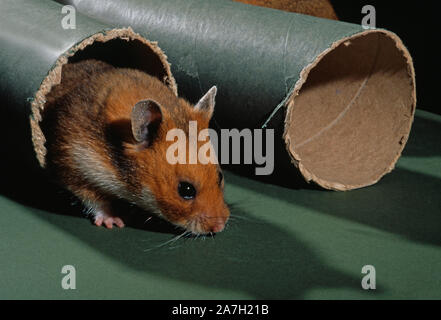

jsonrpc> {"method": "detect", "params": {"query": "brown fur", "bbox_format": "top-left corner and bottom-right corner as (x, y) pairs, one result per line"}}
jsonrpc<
(42, 59), (229, 234)
(234, 0), (338, 20)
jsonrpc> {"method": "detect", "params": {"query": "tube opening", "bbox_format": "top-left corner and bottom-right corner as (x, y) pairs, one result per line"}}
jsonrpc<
(30, 28), (176, 168)
(285, 30), (416, 190)
(67, 38), (173, 86)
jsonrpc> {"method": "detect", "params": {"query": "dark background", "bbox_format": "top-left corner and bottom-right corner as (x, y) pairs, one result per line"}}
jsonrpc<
(331, 0), (438, 115)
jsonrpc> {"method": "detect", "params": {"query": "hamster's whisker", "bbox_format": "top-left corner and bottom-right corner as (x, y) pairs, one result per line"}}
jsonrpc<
(143, 230), (189, 252)
(229, 213), (255, 222)
(143, 216), (152, 224)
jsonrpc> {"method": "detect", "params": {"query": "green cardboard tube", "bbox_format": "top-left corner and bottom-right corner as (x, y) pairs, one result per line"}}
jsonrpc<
(59, 0), (415, 190)
(0, 0), (176, 171)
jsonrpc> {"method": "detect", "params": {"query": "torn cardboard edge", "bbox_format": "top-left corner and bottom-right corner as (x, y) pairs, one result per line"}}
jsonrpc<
(283, 29), (416, 191)
(30, 27), (177, 168)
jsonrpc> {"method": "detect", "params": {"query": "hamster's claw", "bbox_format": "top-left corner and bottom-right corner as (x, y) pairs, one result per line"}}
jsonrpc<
(93, 211), (125, 229)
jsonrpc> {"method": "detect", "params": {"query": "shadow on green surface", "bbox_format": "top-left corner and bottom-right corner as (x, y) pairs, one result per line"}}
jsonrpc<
(226, 167), (441, 246)
(60, 208), (374, 297)
(0, 149), (366, 298)
(23, 196), (370, 299)
(1, 172), (369, 298)
(401, 111), (441, 157)
(0, 153), (368, 298)
(0, 157), (365, 298)
(225, 111), (441, 245)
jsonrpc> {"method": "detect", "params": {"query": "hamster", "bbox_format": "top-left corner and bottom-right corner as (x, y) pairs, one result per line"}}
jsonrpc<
(234, 0), (338, 20)
(41, 59), (229, 234)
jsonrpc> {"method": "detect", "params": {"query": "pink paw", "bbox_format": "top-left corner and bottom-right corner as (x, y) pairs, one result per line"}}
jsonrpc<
(93, 211), (125, 229)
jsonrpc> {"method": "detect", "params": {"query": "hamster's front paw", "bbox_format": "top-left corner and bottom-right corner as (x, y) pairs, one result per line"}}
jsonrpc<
(93, 209), (125, 229)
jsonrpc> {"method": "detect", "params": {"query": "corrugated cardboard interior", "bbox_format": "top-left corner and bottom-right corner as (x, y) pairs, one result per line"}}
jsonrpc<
(285, 30), (416, 190)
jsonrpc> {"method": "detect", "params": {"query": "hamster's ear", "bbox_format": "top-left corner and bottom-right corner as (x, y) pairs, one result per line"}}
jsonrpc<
(194, 86), (217, 119)
(131, 99), (162, 146)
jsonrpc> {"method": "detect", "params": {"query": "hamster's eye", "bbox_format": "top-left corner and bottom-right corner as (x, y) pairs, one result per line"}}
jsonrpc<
(178, 181), (196, 200)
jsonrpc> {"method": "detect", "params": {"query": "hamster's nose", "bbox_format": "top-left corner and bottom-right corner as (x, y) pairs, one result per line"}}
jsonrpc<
(203, 215), (228, 234)
(209, 220), (225, 233)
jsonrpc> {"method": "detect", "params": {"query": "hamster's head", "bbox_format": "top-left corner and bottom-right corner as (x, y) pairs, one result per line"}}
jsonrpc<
(128, 86), (229, 234)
